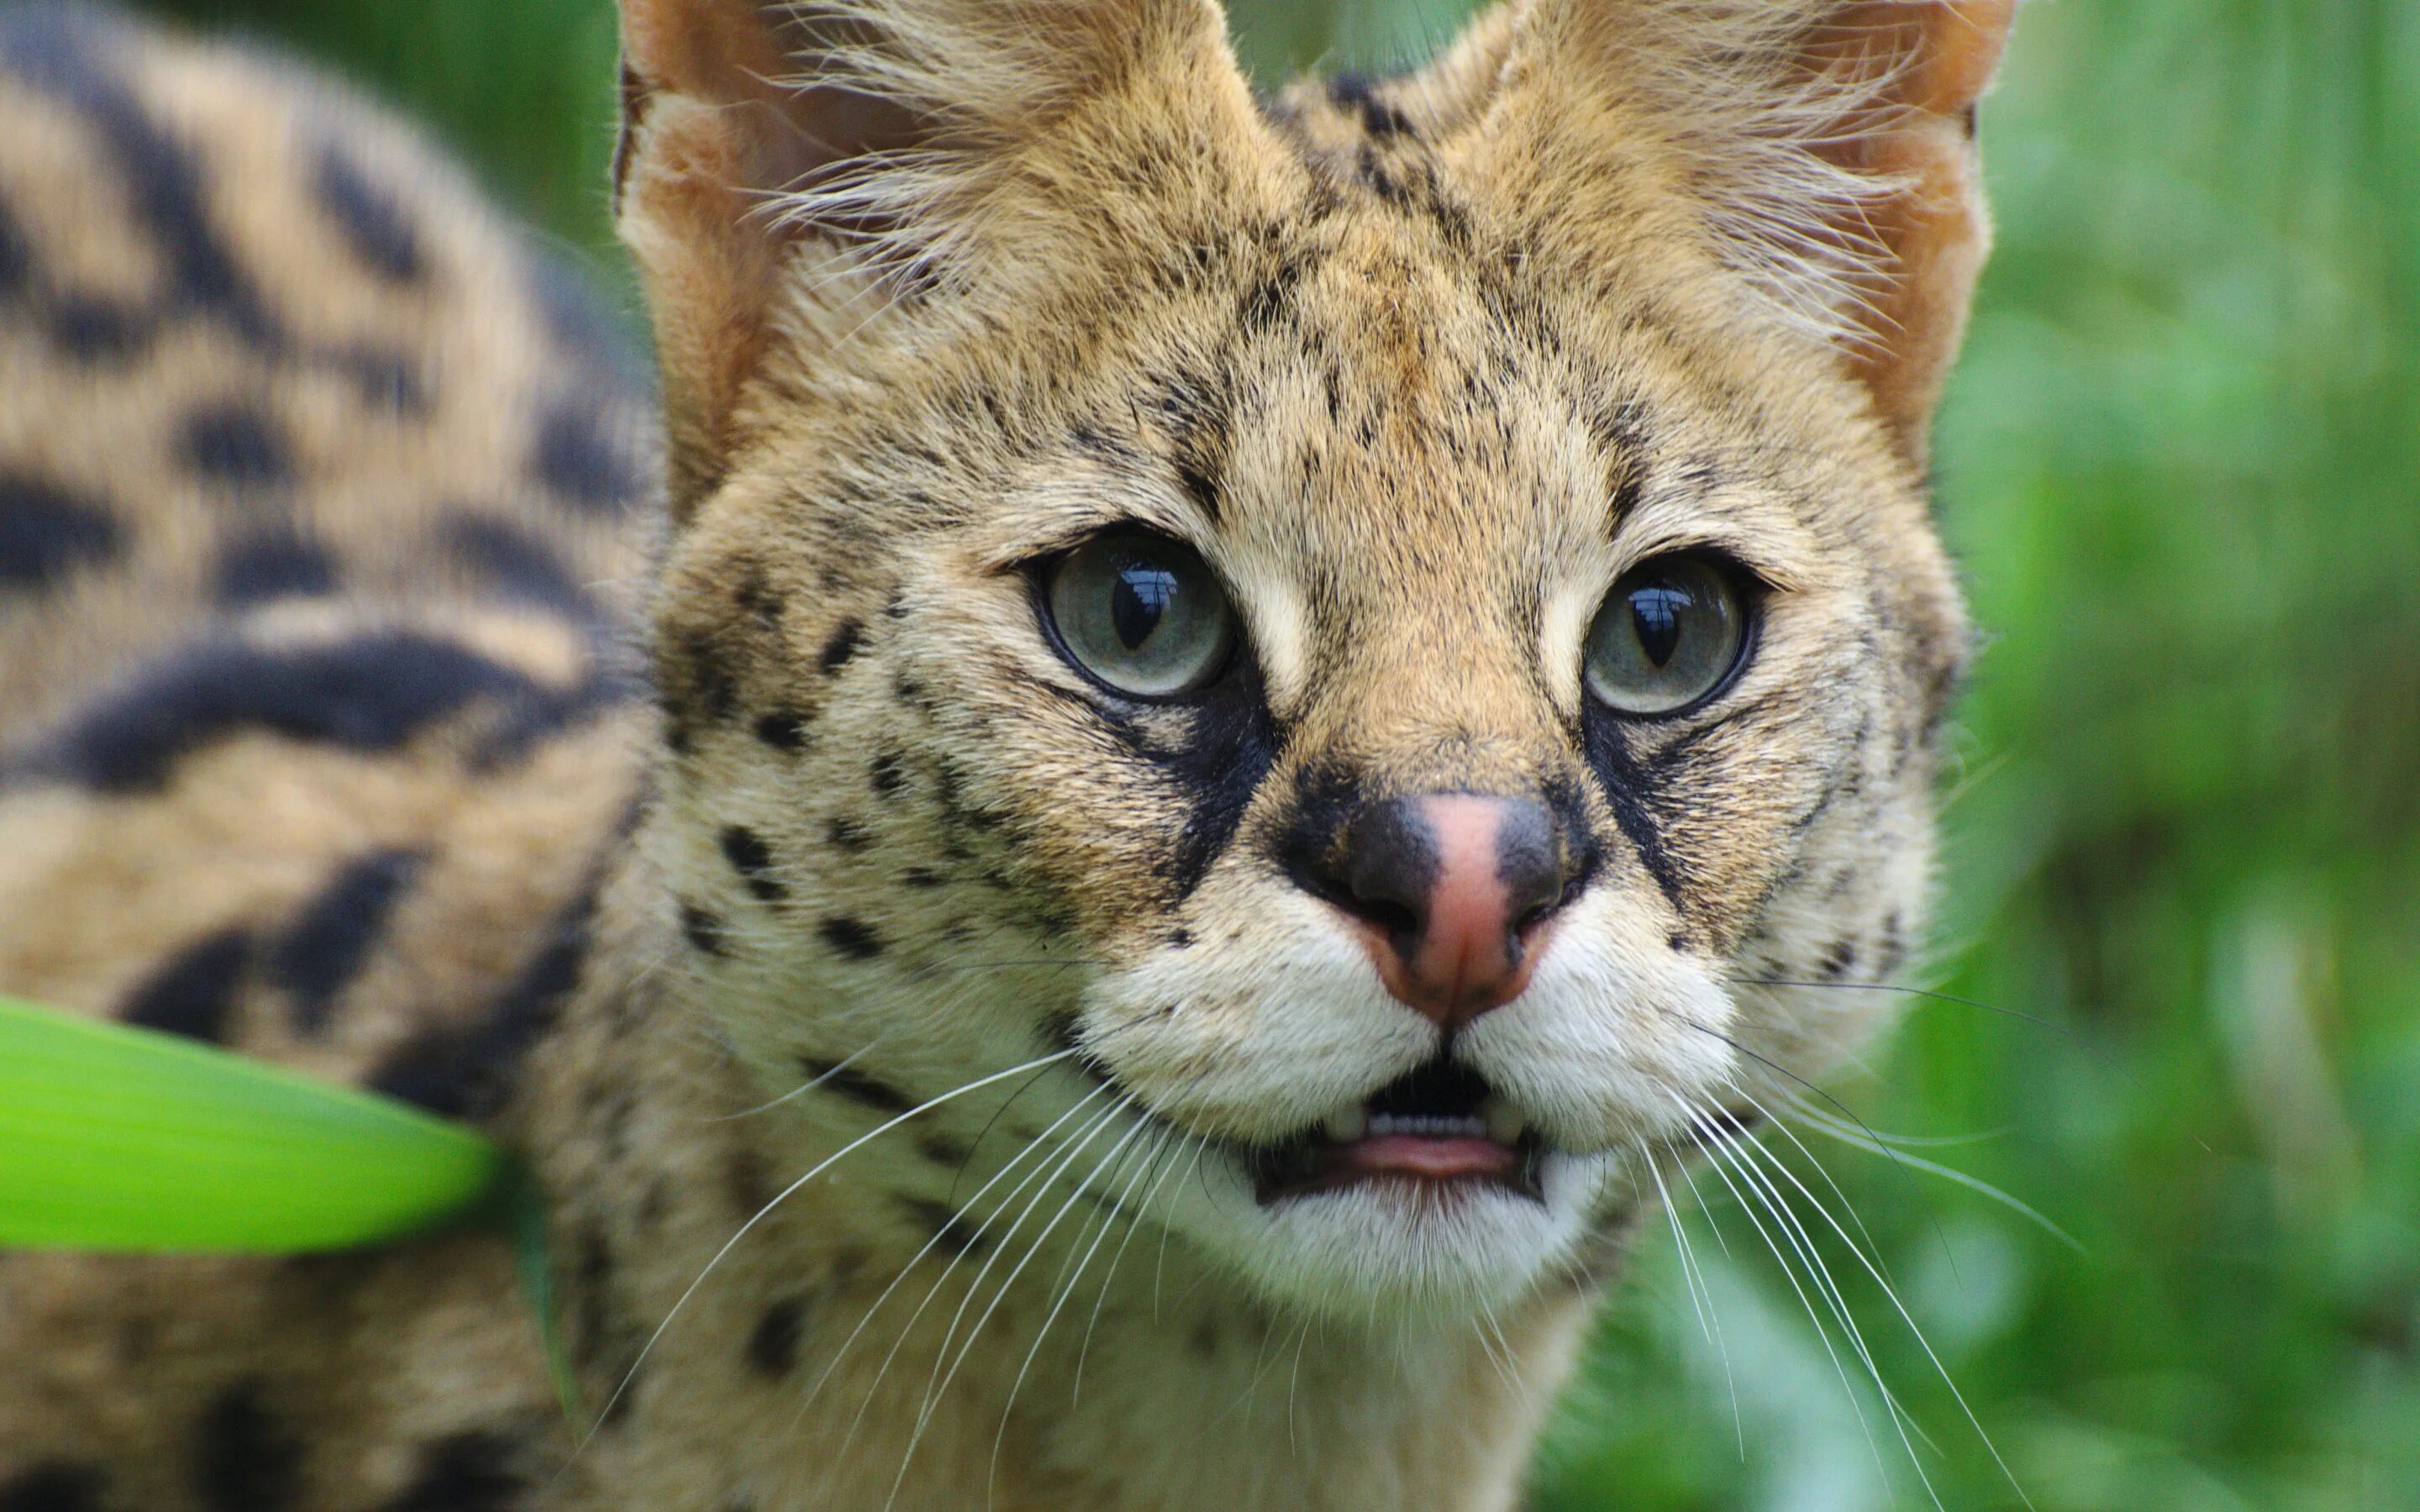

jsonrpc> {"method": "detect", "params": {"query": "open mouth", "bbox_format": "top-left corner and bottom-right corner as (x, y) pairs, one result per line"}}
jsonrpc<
(1249, 1058), (1545, 1205)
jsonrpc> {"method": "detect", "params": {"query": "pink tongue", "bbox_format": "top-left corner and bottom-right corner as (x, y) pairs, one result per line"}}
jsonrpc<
(1343, 1134), (1517, 1180)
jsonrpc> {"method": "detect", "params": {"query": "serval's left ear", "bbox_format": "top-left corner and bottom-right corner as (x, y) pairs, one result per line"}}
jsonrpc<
(1449, 0), (2017, 465)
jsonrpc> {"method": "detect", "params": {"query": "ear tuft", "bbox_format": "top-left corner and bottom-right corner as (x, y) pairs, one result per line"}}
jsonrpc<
(1469, 0), (2017, 461)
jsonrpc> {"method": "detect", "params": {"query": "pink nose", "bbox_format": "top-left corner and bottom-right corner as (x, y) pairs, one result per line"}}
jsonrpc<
(1328, 794), (1577, 1031)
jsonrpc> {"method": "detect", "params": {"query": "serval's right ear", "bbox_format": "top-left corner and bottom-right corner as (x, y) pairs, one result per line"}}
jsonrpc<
(613, 0), (1260, 519)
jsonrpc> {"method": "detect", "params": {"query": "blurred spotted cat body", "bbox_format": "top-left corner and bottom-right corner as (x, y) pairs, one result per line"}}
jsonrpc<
(0, 1), (2013, 1508)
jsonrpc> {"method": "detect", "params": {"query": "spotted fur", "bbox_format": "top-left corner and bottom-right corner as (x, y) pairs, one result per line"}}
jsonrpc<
(0, 1), (2016, 1507)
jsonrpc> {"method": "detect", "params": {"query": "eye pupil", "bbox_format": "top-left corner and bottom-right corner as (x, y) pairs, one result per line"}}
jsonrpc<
(1044, 533), (1237, 698)
(1584, 557), (1748, 716)
(1112, 564), (1178, 650)
(1629, 585), (1686, 668)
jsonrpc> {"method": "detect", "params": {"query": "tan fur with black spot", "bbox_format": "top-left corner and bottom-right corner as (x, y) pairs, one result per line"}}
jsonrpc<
(0, 1), (2016, 1507)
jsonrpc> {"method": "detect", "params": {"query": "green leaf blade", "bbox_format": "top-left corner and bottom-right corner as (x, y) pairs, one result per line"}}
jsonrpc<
(0, 996), (502, 1253)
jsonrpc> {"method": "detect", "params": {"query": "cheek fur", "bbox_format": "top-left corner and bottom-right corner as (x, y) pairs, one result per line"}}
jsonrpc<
(1458, 885), (1742, 1154)
(1081, 884), (1428, 1142)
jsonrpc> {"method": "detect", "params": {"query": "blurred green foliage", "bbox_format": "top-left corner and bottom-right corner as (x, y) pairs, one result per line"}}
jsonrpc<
(131, 0), (2420, 1504)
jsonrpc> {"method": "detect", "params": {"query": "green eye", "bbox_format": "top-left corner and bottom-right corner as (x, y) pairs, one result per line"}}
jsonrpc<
(1044, 532), (1237, 698)
(1584, 557), (1749, 716)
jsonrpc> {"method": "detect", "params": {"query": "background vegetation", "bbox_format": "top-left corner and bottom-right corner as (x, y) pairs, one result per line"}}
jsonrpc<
(130, 0), (2420, 1505)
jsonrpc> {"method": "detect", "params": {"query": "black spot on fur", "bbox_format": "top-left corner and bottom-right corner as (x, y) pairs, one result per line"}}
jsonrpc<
(746, 1299), (806, 1376)
(1818, 937), (1859, 981)
(818, 618), (864, 675)
(0, 1464), (104, 1512)
(0, 192), (25, 296)
(370, 873), (602, 1119)
(900, 867), (945, 889)
(799, 1056), (912, 1116)
(1876, 911), (1907, 976)
(719, 826), (785, 902)
(45, 293), (148, 360)
(0, 8), (279, 344)
(197, 1380), (302, 1511)
(313, 144), (424, 283)
(212, 527), (336, 607)
(0, 475), (119, 590)
(827, 816), (873, 853)
(326, 345), (429, 413)
(381, 1431), (529, 1512)
(734, 570), (784, 627)
(726, 1144), (771, 1220)
(1173, 459), (1223, 522)
(869, 750), (907, 797)
(819, 916), (884, 960)
(441, 516), (593, 618)
(899, 1197), (982, 1257)
(680, 901), (727, 957)
(918, 1131), (972, 1167)
(753, 709), (808, 751)
(272, 849), (426, 1032)
(1328, 71), (1413, 139)
(19, 629), (555, 792)
(121, 928), (250, 1044)
(533, 399), (639, 512)
(179, 405), (292, 489)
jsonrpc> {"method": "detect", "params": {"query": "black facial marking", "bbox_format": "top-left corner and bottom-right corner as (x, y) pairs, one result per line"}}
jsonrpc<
(313, 143), (424, 283)
(899, 1197), (983, 1257)
(14, 628), (556, 792)
(819, 916), (885, 960)
(441, 516), (594, 620)
(1071, 655), (1279, 900)
(197, 1379), (302, 1512)
(0, 1463), (105, 1512)
(0, 475), (121, 591)
(746, 1298), (806, 1376)
(380, 1431), (529, 1512)
(121, 927), (251, 1044)
(817, 618), (863, 674)
(370, 872), (602, 1119)
(532, 399), (641, 512)
(1580, 719), (1691, 912)
(680, 901), (728, 956)
(0, 8), (280, 344)
(719, 825), (785, 902)
(179, 405), (293, 489)
(827, 816), (874, 854)
(212, 527), (338, 607)
(272, 848), (426, 1032)
(798, 1056), (912, 1116)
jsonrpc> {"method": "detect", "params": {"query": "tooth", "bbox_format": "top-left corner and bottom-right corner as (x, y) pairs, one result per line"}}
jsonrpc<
(1482, 1097), (1527, 1145)
(1325, 1107), (1370, 1142)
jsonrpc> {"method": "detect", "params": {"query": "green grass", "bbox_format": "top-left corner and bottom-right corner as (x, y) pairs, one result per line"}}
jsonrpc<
(127, 2), (2420, 1505)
